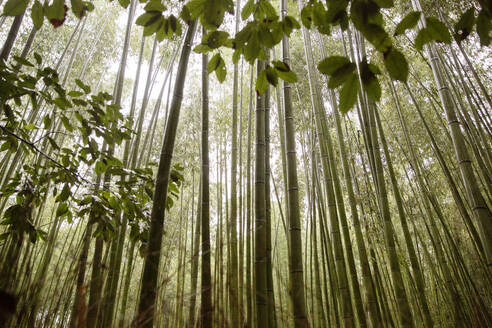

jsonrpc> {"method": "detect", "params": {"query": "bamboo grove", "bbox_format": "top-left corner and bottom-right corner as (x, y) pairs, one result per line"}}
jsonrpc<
(0, 0), (491, 327)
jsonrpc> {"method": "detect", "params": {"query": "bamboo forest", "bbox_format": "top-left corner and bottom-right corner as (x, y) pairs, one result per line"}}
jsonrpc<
(1, 0), (492, 326)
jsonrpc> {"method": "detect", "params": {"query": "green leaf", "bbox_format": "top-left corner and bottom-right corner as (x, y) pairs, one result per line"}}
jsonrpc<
(383, 48), (408, 82)
(241, 0), (255, 20)
(256, 69), (268, 95)
(301, 4), (313, 29)
(282, 15), (300, 36)
(477, 9), (492, 46)
(95, 160), (107, 174)
(258, 0), (276, 19)
(454, 8), (475, 41)
(215, 56), (227, 83)
(364, 77), (381, 101)
(43, 115), (52, 129)
(56, 202), (69, 217)
(415, 28), (432, 50)
(205, 30), (229, 49)
(60, 115), (74, 132)
(184, 0), (205, 20)
(3, 0), (29, 16)
(34, 52), (42, 65)
(75, 79), (91, 93)
(71, 0), (85, 18)
(207, 53), (221, 74)
(272, 60), (297, 83)
(318, 56), (350, 75)
(144, 0), (166, 12)
(23, 123), (36, 130)
(31, 0), (44, 30)
(193, 44), (212, 53)
(328, 63), (356, 88)
(394, 11), (420, 36)
(265, 67), (278, 87)
(56, 184), (71, 202)
(361, 23), (392, 52)
(68, 90), (84, 97)
(136, 12), (157, 26)
(143, 16), (163, 36)
(425, 17), (451, 44)
(118, 0), (130, 8)
(339, 74), (359, 113)
(360, 59), (381, 101)
(232, 49), (241, 64)
(373, 0), (393, 8)
(13, 56), (34, 67)
(45, 0), (65, 20)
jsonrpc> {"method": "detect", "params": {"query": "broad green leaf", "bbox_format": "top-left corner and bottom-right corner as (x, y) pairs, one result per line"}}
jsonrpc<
(256, 69), (268, 95)
(205, 30), (229, 49)
(34, 53), (42, 65)
(3, 0), (29, 16)
(364, 77), (381, 101)
(43, 115), (52, 129)
(415, 28), (432, 50)
(75, 79), (91, 93)
(339, 74), (359, 113)
(56, 202), (69, 217)
(258, 0), (276, 19)
(282, 15), (300, 36)
(272, 60), (297, 83)
(183, 0), (205, 19)
(361, 23), (392, 52)
(45, 0), (65, 20)
(143, 16), (163, 36)
(477, 9), (491, 46)
(215, 57), (227, 83)
(383, 47), (408, 82)
(360, 59), (381, 101)
(71, 0), (85, 18)
(207, 53), (221, 74)
(68, 90), (84, 97)
(258, 25), (275, 48)
(454, 8), (475, 41)
(394, 11), (420, 36)
(265, 67), (278, 87)
(301, 4), (313, 29)
(95, 160), (107, 174)
(241, 0), (255, 20)
(193, 44), (212, 53)
(144, 0), (166, 12)
(318, 56), (350, 76)
(232, 49), (241, 64)
(31, 0), (44, 30)
(373, 0), (393, 8)
(425, 17), (451, 44)
(328, 63), (356, 88)
(56, 184), (71, 202)
(118, 0), (130, 9)
(136, 12), (159, 26)
(13, 56), (34, 67)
